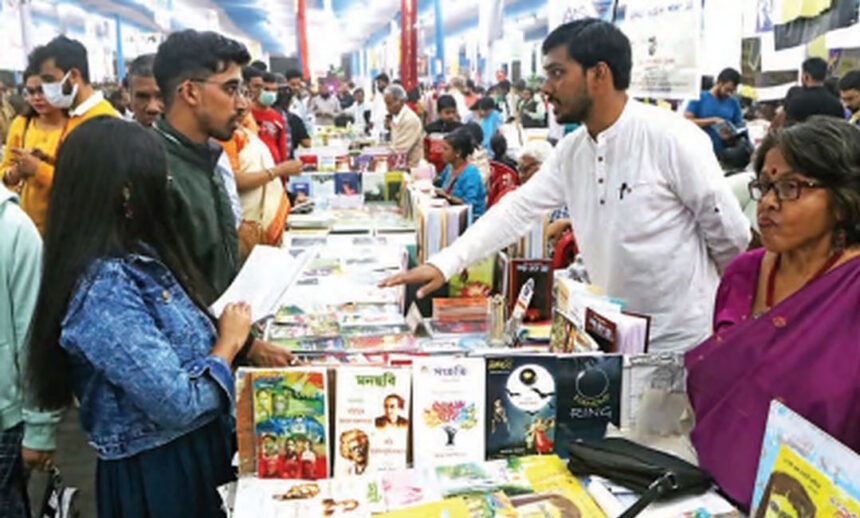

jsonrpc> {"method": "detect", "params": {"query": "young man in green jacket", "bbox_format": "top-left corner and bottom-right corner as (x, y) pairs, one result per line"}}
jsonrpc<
(0, 189), (60, 516)
(152, 30), (294, 368)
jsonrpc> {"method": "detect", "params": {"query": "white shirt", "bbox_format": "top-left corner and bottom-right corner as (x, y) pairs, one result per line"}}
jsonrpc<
(371, 91), (388, 139)
(70, 91), (106, 118)
(349, 100), (372, 133)
(290, 97), (314, 136)
(214, 149), (242, 229)
(429, 100), (750, 352)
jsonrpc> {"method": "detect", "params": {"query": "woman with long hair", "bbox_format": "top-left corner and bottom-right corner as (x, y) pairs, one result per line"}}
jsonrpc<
(1, 63), (67, 234)
(435, 127), (487, 221)
(27, 116), (251, 517)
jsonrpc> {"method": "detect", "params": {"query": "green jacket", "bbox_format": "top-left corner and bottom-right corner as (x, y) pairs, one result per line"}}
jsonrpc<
(0, 189), (60, 449)
(153, 120), (239, 301)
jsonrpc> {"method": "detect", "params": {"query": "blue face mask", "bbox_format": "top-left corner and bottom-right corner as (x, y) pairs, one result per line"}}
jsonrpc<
(258, 90), (277, 107)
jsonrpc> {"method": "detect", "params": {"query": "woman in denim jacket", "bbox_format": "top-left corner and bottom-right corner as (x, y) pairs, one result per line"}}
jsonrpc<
(26, 116), (252, 517)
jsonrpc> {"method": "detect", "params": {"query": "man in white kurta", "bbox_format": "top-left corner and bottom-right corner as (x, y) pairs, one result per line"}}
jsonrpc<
(382, 19), (750, 352)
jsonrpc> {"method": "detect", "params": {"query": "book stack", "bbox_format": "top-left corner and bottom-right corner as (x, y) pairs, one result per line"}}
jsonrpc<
(425, 297), (488, 341)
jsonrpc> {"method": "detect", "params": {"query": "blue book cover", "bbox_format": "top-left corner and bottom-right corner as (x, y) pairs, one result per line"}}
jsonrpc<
(288, 175), (311, 196)
(335, 172), (361, 195)
(485, 356), (557, 459)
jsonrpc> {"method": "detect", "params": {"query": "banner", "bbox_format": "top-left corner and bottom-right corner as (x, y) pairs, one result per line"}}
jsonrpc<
(547, 0), (615, 32)
(615, 0), (702, 99)
(773, 0), (859, 50)
(400, 0), (418, 91)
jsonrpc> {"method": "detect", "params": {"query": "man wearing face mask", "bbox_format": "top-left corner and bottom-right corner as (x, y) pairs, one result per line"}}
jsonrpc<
(382, 19), (750, 353)
(25, 36), (118, 182)
(152, 30), (295, 368)
(245, 68), (288, 164)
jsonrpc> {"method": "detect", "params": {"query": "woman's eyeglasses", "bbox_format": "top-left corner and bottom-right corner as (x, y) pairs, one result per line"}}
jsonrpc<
(748, 178), (824, 202)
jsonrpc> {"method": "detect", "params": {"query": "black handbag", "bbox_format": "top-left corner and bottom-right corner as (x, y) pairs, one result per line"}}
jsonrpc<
(38, 467), (80, 518)
(567, 437), (713, 518)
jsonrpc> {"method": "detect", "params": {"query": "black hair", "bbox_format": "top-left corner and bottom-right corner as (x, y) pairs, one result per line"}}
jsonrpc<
(437, 94), (457, 112)
(754, 116), (860, 246)
(262, 72), (277, 84)
(242, 66), (263, 83)
(153, 29), (250, 107)
(375, 73), (390, 85)
(461, 122), (484, 150)
(839, 70), (860, 91)
(490, 133), (508, 158)
(27, 117), (216, 410)
(717, 68), (741, 85)
(33, 35), (90, 83)
(250, 60), (267, 72)
(472, 97), (497, 111)
(123, 53), (155, 89)
(542, 18), (632, 90)
(802, 57), (828, 82)
(107, 89), (127, 112)
(285, 69), (302, 81)
(444, 127), (477, 159)
(466, 79), (476, 91)
(20, 62), (40, 119)
(824, 77), (840, 97)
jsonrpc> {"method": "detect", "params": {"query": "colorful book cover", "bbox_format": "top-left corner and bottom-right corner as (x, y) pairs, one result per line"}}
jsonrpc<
(344, 334), (416, 352)
(554, 355), (623, 457)
(252, 369), (329, 480)
(751, 400), (860, 513)
(288, 175), (311, 196)
(585, 308), (618, 353)
(318, 155), (337, 172)
(335, 172), (361, 195)
(449, 256), (496, 298)
(334, 367), (411, 477)
(754, 445), (860, 518)
(425, 320), (488, 338)
(508, 260), (553, 323)
(384, 171), (404, 202)
(233, 476), (376, 518)
(485, 356), (558, 459)
(434, 458), (533, 498)
(412, 358), (486, 468)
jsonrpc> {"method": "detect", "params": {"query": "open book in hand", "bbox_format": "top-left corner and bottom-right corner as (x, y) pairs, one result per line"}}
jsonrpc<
(210, 246), (314, 323)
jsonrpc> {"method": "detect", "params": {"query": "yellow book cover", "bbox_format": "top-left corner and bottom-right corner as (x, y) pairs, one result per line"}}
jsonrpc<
(756, 445), (860, 518)
(376, 497), (472, 517)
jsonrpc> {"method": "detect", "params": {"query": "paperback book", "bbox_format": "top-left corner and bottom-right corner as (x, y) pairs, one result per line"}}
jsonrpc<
(333, 367), (411, 477)
(252, 369), (329, 480)
(411, 358), (486, 468)
(485, 356), (558, 459)
(554, 355), (623, 456)
(233, 476), (377, 518)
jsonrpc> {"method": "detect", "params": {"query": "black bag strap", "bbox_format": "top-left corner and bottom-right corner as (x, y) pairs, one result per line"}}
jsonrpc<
(619, 471), (681, 518)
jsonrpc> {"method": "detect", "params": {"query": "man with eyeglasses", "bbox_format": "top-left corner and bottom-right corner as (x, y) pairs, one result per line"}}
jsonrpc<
(152, 30), (296, 368)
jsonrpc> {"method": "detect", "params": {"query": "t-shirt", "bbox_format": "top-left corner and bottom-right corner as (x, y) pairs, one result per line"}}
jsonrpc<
(784, 85), (846, 124)
(285, 112), (309, 158)
(685, 91), (743, 155)
(252, 107), (287, 164)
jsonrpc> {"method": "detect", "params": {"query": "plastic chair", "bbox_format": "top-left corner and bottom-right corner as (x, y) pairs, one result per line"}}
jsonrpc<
(488, 161), (519, 207)
(489, 184), (518, 208)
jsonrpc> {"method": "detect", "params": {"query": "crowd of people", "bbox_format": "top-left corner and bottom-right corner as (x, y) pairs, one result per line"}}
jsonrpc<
(0, 16), (859, 518)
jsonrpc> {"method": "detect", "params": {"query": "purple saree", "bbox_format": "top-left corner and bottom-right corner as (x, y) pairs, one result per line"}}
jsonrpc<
(685, 248), (860, 509)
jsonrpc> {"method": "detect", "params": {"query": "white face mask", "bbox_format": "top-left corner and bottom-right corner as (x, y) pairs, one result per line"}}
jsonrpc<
(43, 71), (78, 109)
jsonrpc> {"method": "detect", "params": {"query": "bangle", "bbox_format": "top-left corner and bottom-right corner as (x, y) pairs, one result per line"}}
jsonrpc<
(265, 168), (275, 180)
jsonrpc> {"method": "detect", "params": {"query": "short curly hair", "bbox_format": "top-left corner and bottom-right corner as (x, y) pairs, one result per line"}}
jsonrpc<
(753, 116), (860, 245)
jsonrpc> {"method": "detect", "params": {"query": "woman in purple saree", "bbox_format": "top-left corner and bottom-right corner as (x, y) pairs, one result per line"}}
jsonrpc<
(685, 117), (860, 510)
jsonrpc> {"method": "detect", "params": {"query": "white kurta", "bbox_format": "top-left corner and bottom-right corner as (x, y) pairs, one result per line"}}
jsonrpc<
(428, 99), (750, 352)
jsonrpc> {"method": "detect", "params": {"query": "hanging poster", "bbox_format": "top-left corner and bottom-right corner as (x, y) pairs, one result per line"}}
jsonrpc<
(547, 0), (615, 32)
(615, 0), (703, 99)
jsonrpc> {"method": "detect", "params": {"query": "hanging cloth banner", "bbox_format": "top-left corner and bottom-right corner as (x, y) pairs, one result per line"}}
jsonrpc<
(400, 0), (418, 91)
(615, 0), (703, 100)
(296, 0), (310, 80)
(773, 0), (859, 50)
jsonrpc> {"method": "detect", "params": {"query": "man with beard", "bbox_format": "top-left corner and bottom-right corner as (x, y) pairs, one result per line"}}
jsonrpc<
(684, 68), (744, 158)
(152, 30), (295, 367)
(839, 70), (860, 125)
(381, 19), (749, 353)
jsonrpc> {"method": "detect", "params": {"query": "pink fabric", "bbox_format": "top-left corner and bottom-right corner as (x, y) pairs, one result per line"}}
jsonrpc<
(685, 249), (860, 510)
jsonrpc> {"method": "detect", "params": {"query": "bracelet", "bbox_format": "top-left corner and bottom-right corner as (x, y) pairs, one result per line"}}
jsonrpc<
(265, 168), (275, 180)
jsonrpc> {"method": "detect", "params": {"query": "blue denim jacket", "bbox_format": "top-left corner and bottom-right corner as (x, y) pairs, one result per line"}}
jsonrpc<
(60, 249), (234, 460)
